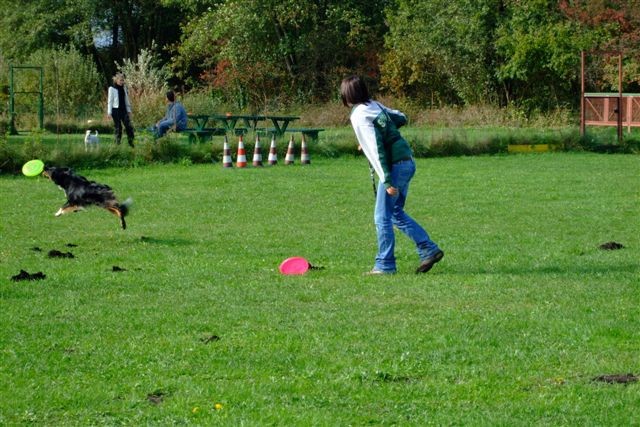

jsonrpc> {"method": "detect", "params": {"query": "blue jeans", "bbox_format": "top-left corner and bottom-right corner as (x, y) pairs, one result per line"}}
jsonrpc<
(373, 159), (440, 272)
(152, 119), (175, 138)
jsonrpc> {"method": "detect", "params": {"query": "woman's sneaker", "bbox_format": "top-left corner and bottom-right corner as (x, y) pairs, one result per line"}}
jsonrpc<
(416, 250), (444, 274)
(365, 268), (396, 275)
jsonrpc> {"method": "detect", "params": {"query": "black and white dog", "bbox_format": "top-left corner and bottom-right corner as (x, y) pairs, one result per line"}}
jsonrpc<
(42, 166), (132, 229)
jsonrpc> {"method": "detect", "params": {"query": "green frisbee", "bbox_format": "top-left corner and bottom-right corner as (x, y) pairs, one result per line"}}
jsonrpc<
(22, 159), (45, 177)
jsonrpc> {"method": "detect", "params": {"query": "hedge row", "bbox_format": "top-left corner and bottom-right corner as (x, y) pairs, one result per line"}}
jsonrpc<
(1, 129), (638, 175)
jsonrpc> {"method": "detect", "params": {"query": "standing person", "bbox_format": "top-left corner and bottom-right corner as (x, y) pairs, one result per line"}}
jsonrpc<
(107, 73), (135, 147)
(151, 90), (188, 138)
(340, 75), (443, 275)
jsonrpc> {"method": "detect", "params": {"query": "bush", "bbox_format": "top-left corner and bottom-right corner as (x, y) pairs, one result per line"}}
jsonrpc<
(26, 47), (103, 119)
(0, 133), (221, 175)
(181, 90), (227, 116)
(115, 44), (169, 127)
(44, 118), (113, 135)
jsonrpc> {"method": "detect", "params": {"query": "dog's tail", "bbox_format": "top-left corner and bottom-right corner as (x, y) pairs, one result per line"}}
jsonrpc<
(118, 197), (133, 230)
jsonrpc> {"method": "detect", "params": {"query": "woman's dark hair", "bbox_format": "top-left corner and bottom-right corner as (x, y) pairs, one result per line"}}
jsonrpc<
(166, 90), (175, 103)
(340, 75), (370, 106)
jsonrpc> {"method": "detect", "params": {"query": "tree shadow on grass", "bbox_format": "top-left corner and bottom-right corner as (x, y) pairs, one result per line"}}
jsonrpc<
(446, 262), (638, 276)
(138, 235), (193, 246)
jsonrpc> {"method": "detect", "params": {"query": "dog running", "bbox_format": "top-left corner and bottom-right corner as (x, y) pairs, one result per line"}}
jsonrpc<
(43, 166), (132, 229)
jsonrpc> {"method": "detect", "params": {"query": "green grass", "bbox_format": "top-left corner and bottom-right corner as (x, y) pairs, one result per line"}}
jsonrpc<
(1, 153), (639, 425)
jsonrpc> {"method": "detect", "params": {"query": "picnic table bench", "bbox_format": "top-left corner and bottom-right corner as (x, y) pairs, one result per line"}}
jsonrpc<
(180, 127), (226, 143)
(187, 113), (301, 138)
(268, 128), (324, 141)
(261, 127), (324, 141)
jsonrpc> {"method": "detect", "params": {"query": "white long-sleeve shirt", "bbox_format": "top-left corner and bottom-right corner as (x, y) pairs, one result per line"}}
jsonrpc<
(107, 85), (132, 115)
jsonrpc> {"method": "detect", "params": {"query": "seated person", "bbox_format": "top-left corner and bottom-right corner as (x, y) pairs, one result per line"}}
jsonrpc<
(152, 90), (188, 138)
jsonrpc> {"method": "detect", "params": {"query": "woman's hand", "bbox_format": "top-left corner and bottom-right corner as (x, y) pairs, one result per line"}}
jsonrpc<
(386, 186), (398, 196)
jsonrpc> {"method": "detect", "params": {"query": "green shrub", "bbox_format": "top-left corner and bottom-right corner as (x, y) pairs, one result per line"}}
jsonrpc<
(43, 119), (113, 135)
(115, 45), (169, 127)
(181, 90), (227, 115)
(2, 126), (637, 176)
(26, 47), (103, 119)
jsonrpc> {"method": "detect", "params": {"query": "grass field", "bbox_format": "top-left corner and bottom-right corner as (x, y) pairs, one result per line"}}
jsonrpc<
(1, 153), (639, 425)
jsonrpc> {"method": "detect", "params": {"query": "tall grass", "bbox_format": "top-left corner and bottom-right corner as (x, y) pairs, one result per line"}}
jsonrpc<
(1, 154), (639, 425)
(8, 96), (577, 133)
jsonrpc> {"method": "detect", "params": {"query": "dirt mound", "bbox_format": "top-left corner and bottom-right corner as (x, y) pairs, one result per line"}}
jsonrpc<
(598, 241), (625, 250)
(200, 335), (220, 344)
(11, 270), (46, 281)
(48, 249), (75, 258)
(593, 373), (638, 384)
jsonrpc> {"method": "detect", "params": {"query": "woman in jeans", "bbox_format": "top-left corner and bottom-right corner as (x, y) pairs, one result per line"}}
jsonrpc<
(340, 75), (443, 274)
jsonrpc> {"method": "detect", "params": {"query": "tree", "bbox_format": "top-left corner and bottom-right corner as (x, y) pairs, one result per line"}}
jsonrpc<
(171, 0), (389, 108)
(0, 0), (92, 60)
(0, 0), (184, 82)
(494, 0), (591, 110)
(382, 0), (503, 106)
(382, 0), (596, 111)
(560, 0), (640, 90)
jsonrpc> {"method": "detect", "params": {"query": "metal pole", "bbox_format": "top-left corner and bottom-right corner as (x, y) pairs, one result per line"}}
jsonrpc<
(38, 67), (44, 130)
(580, 51), (585, 137)
(617, 54), (623, 144)
(9, 65), (17, 135)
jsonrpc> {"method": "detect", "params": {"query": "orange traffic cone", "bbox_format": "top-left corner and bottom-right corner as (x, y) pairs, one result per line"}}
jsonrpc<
(300, 134), (310, 165)
(285, 135), (295, 165)
(268, 135), (278, 165)
(222, 135), (233, 168)
(236, 135), (247, 168)
(252, 135), (263, 167)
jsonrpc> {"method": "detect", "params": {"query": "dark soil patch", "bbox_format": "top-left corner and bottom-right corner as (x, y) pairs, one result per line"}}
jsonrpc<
(374, 371), (415, 383)
(593, 373), (638, 384)
(11, 270), (46, 281)
(147, 391), (166, 405)
(598, 241), (625, 250)
(65, 243), (78, 247)
(48, 249), (75, 258)
(112, 266), (127, 272)
(200, 335), (221, 344)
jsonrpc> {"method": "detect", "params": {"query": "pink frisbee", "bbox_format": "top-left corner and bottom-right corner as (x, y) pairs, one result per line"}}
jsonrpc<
(279, 257), (311, 275)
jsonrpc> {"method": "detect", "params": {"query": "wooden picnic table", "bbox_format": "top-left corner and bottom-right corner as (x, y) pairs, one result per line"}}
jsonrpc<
(187, 113), (300, 137)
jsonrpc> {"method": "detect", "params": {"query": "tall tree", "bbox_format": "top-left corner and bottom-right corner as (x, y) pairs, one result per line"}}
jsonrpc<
(171, 0), (389, 107)
(382, 0), (595, 110)
(494, 0), (590, 109)
(0, 0), (184, 82)
(0, 0), (92, 60)
(382, 0), (503, 106)
(560, 0), (640, 89)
